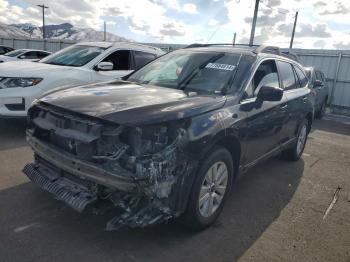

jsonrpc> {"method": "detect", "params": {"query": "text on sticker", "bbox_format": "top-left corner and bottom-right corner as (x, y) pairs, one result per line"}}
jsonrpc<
(205, 63), (236, 71)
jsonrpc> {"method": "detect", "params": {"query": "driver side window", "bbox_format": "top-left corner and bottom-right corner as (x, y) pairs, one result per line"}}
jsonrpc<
(243, 60), (280, 100)
(102, 50), (131, 70)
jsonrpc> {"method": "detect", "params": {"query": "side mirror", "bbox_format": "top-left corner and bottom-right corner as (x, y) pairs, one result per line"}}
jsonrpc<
(257, 85), (283, 102)
(313, 79), (323, 87)
(96, 61), (113, 71)
(18, 55), (25, 59)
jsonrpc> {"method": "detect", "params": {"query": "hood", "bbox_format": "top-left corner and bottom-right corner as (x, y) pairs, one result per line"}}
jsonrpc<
(39, 81), (227, 125)
(0, 61), (75, 77)
(0, 55), (18, 62)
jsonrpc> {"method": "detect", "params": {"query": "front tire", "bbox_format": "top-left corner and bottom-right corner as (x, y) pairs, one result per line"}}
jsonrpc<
(282, 119), (309, 161)
(182, 147), (234, 230)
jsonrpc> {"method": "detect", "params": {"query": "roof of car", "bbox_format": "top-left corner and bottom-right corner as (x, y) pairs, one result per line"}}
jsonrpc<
(75, 41), (164, 53)
(15, 49), (51, 53)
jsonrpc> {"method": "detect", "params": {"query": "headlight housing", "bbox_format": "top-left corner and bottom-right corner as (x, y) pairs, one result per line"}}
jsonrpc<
(1, 78), (42, 88)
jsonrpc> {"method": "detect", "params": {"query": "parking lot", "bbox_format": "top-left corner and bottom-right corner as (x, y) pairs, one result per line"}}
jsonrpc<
(0, 116), (349, 262)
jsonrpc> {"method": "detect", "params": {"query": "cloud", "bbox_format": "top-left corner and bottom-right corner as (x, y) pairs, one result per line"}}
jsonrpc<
(160, 21), (186, 36)
(297, 23), (331, 38)
(158, 0), (181, 11)
(103, 0), (193, 40)
(313, 39), (326, 48)
(183, 3), (198, 14)
(208, 19), (220, 27)
(0, 0), (349, 48)
(317, 1), (350, 15)
(333, 40), (350, 50)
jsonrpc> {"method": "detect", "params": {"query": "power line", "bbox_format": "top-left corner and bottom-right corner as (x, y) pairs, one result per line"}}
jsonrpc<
(37, 4), (49, 39)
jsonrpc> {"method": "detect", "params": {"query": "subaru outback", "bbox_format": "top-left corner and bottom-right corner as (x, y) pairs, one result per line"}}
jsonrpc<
(23, 45), (313, 230)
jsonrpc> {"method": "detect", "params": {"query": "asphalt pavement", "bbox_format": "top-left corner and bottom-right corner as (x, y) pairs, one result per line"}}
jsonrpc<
(0, 116), (349, 262)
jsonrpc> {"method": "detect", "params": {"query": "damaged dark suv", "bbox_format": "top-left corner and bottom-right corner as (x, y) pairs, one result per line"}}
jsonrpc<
(23, 45), (313, 230)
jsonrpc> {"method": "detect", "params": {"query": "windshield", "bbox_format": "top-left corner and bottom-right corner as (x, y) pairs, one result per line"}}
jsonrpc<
(40, 45), (106, 67)
(4, 50), (26, 57)
(128, 50), (241, 94)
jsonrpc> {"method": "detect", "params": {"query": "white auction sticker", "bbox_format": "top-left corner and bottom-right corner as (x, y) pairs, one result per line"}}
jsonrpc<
(205, 63), (236, 71)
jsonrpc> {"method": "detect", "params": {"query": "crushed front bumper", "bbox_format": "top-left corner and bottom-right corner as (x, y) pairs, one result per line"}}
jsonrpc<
(25, 133), (137, 192)
(23, 132), (198, 230)
(23, 163), (97, 212)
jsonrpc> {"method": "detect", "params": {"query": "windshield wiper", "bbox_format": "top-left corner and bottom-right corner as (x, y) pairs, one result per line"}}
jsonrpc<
(177, 53), (225, 90)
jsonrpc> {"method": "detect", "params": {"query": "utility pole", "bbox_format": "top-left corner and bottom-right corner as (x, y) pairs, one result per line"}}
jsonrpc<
(249, 0), (260, 46)
(289, 11), (298, 49)
(37, 4), (49, 39)
(233, 32), (236, 45)
(103, 21), (106, 41)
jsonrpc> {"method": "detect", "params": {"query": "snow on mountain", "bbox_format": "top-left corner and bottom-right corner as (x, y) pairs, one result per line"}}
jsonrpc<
(0, 23), (30, 38)
(0, 23), (130, 42)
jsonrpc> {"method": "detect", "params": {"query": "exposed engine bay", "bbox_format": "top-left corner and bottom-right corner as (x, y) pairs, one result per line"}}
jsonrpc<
(24, 103), (197, 230)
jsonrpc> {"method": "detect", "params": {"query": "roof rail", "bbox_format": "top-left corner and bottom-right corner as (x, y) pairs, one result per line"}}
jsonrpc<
(184, 43), (259, 49)
(183, 44), (299, 60)
(253, 45), (281, 55)
(280, 50), (300, 62)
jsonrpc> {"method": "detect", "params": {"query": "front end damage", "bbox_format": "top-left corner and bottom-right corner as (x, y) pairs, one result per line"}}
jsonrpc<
(24, 103), (197, 230)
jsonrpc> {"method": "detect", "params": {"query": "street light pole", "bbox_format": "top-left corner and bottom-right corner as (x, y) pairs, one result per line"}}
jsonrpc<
(249, 0), (260, 46)
(233, 32), (237, 45)
(37, 4), (49, 39)
(289, 11), (298, 49)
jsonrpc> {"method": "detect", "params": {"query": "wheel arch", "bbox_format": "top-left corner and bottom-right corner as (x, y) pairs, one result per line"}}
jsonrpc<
(306, 112), (313, 132)
(198, 133), (241, 178)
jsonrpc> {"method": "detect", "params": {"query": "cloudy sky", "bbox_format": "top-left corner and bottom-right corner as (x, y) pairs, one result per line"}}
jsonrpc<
(0, 0), (350, 49)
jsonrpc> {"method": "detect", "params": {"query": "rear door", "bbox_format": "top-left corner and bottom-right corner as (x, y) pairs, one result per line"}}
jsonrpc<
(314, 70), (328, 110)
(0, 47), (6, 55)
(278, 61), (310, 143)
(241, 59), (287, 166)
(132, 51), (157, 70)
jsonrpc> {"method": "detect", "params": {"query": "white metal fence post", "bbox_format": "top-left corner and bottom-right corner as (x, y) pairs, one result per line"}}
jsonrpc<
(330, 52), (342, 112)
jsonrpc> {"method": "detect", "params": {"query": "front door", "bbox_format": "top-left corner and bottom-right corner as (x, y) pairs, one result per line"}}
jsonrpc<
(240, 59), (286, 166)
(94, 50), (134, 81)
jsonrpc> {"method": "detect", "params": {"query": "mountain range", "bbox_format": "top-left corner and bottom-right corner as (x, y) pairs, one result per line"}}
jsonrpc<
(0, 22), (129, 42)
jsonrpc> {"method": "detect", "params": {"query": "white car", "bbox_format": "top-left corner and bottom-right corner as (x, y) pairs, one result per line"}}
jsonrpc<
(0, 49), (51, 63)
(0, 42), (164, 117)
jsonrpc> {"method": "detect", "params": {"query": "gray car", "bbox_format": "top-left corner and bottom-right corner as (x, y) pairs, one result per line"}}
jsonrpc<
(305, 67), (329, 118)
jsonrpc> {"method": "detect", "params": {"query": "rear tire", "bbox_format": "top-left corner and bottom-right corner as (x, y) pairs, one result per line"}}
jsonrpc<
(282, 119), (309, 161)
(316, 100), (326, 119)
(182, 147), (234, 231)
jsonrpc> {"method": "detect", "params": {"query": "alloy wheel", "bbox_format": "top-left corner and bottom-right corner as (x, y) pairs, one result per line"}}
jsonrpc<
(297, 124), (307, 155)
(198, 161), (228, 218)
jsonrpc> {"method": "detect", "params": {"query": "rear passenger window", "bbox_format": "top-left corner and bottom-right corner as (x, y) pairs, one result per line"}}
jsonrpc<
(294, 66), (308, 88)
(21, 51), (38, 59)
(37, 52), (49, 59)
(243, 60), (280, 99)
(277, 61), (297, 90)
(134, 51), (156, 70)
(315, 71), (323, 81)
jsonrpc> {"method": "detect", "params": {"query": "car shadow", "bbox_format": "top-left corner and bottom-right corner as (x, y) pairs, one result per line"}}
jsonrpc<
(311, 118), (350, 136)
(0, 157), (304, 262)
(0, 119), (27, 150)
